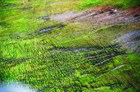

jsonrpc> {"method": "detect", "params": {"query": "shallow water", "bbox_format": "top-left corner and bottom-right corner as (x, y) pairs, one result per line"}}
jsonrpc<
(0, 82), (36, 92)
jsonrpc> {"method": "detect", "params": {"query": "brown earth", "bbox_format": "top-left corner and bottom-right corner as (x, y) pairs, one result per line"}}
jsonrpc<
(51, 6), (140, 28)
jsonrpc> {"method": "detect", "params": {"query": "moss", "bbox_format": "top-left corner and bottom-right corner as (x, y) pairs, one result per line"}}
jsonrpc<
(0, 0), (140, 91)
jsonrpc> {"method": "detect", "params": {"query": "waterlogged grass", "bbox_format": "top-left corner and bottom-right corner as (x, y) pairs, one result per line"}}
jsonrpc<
(0, 0), (140, 92)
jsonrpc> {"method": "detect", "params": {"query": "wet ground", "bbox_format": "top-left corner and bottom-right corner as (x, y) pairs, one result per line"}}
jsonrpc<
(0, 1), (140, 92)
(51, 6), (140, 53)
(51, 7), (140, 27)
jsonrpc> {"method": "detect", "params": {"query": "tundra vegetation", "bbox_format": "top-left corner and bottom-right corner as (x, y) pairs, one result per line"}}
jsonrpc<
(0, 0), (140, 92)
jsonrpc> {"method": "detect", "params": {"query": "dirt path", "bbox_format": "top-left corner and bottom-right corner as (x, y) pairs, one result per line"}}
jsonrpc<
(51, 6), (140, 27)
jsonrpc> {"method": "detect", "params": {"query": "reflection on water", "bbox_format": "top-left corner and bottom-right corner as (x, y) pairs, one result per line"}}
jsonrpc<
(0, 82), (36, 92)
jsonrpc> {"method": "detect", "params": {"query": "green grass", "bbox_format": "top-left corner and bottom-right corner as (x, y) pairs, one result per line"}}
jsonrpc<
(78, 0), (140, 10)
(0, 0), (140, 92)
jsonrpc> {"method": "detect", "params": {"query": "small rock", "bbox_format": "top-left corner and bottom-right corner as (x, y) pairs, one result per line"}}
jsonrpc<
(98, 10), (104, 14)
(109, 9), (117, 14)
(91, 13), (98, 16)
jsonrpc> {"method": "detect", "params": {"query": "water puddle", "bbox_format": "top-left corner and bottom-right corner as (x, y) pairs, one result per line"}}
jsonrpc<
(0, 82), (36, 92)
(50, 44), (122, 52)
(111, 64), (125, 71)
(115, 30), (140, 53)
(35, 24), (65, 34)
(50, 44), (125, 67)
(116, 30), (140, 42)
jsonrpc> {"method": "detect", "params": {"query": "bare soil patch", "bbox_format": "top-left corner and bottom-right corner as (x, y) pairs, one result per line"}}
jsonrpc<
(51, 6), (140, 27)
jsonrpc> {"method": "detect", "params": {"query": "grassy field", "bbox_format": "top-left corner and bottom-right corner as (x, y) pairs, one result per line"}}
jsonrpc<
(78, 0), (140, 10)
(0, 0), (140, 92)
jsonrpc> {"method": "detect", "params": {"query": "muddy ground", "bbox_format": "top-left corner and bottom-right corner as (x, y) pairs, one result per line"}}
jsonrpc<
(51, 6), (140, 52)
